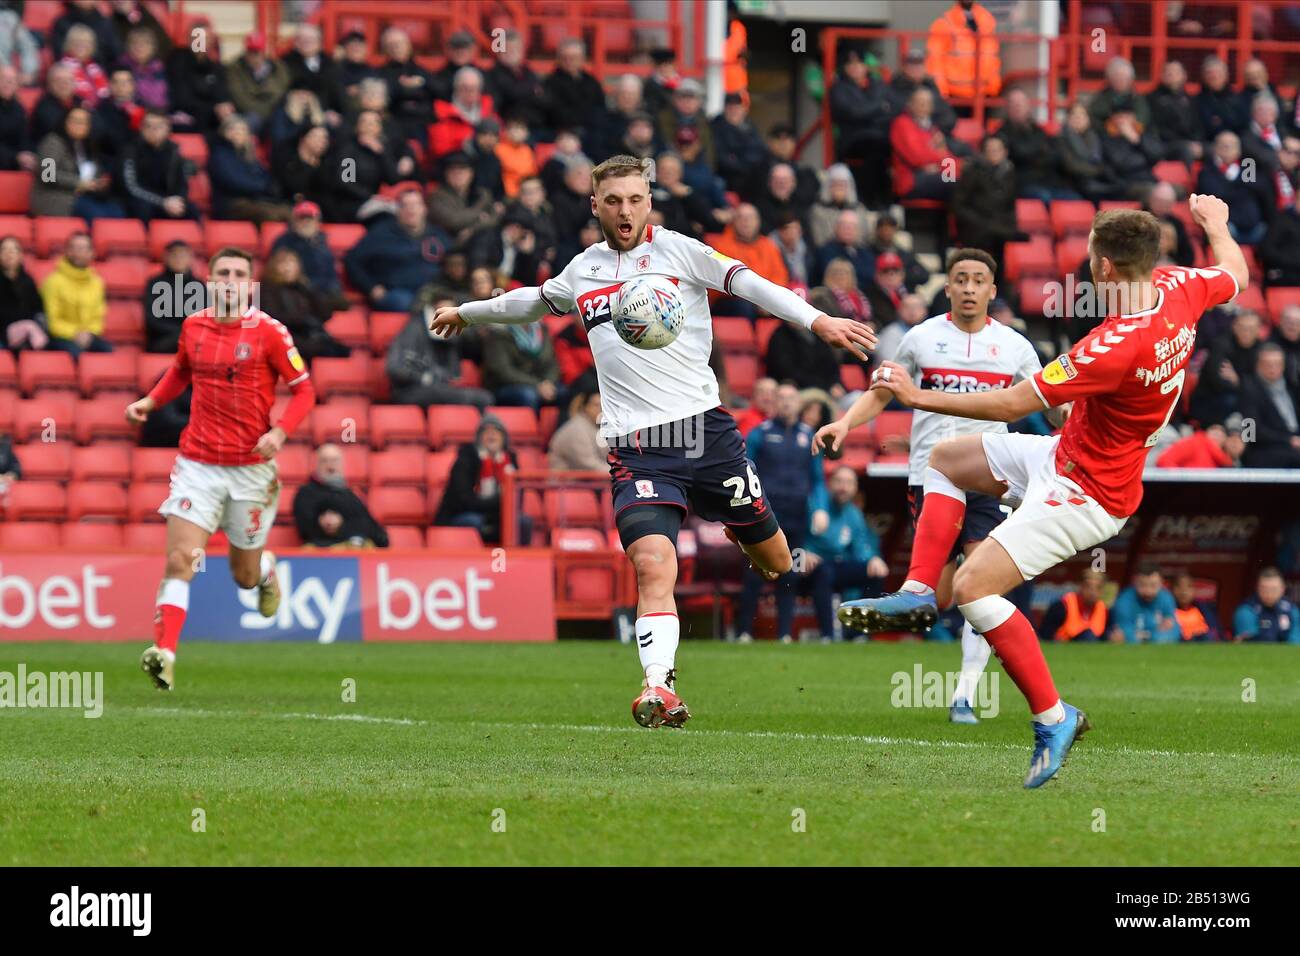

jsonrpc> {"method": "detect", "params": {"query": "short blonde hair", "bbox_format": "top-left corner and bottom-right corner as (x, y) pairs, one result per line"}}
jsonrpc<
(591, 154), (652, 193)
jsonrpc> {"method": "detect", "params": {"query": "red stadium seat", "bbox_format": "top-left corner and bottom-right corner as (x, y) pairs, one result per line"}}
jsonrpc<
(123, 521), (168, 548)
(841, 364), (868, 392)
(386, 526), (424, 548)
(137, 352), (175, 392)
(60, 522), (125, 548)
(260, 525), (299, 549)
(72, 445), (132, 483)
(260, 221), (288, 257)
(370, 405), (427, 448)
(104, 301), (146, 347)
(188, 171), (210, 215)
(206, 221), (259, 253)
(1003, 239), (1055, 283)
(127, 482), (169, 522)
(873, 410), (912, 455)
(34, 217), (86, 257)
(426, 526), (486, 549)
(426, 449), (456, 487)
(1240, 244), (1262, 285)
(1017, 277), (1053, 317)
(324, 308), (369, 348)
(755, 318), (780, 356)
(149, 219), (204, 260)
(0, 171), (33, 214)
(66, 482), (129, 522)
(1056, 236), (1089, 277)
(0, 350), (14, 391)
(370, 448), (428, 488)
(99, 259), (151, 299)
(539, 405), (559, 443)
(173, 133), (209, 167)
(484, 406), (541, 448)
(75, 398), (138, 444)
(337, 443), (370, 483)
(93, 219), (148, 258)
(1015, 198), (1052, 238)
(16, 443), (73, 482)
(0, 522), (62, 549)
(1153, 161), (1192, 193)
(515, 447), (547, 472)
(1049, 200), (1096, 239)
(14, 395), (75, 442)
(1234, 284), (1267, 320)
(0, 215), (33, 245)
(952, 117), (986, 150)
(275, 444), (312, 486)
(724, 353), (758, 399)
(78, 351), (138, 396)
(18, 350), (78, 395)
(368, 311), (408, 354)
(1265, 287), (1300, 323)
(322, 223), (366, 257)
(368, 487), (429, 526)
(1099, 200), (1141, 211)
(311, 399), (372, 447)
(427, 405), (481, 448)
(713, 316), (757, 354)
(310, 354), (372, 399)
(455, 358), (481, 388)
(546, 488), (605, 529)
(131, 447), (176, 484)
(4, 481), (67, 520)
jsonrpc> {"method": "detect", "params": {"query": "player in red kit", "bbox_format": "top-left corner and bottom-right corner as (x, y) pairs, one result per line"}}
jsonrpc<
(845, 196), (1248, 787)
(125, 248), (316, 689)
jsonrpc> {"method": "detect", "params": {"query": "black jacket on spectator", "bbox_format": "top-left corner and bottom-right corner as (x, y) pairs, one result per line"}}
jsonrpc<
(813, 241), (875, 287)
(487, 62), (548, 132)
(0, 95), (30, 169)
(282, 50), (343, 113)
(271, 230), (342, 296)
(755, 192), (807, 235)
(434, 441), (521, 531)
(117, 136), (188, 219)
(542, 68), (606, 136)
(1260, 206), (1300, 285)
(207, 139), (281, 217)
(259, 279), (348, 363)
(1058, 126), (1118, 201)
(953, 156), (1019, 248)
(743, 154), (819, 211)
(165, 48), (231, 133)
(0, 435), (19, 478)
(31, 93), (77, 146)
(92, 100), (137, 159)
(52, 5), (121, 66)
(1149, 84), (1205, 152)
(467, 225), (541, 286)
(466, 138), (504, 200)
(1237, 374), (1300, 467)
(711, 114), (769, 193)
(1189, 334), (1260, 425)
(293, 478), (389, 548)
(1196, 86), (1247, 140)
(275, 148), (331, 206)
(1156, 212), (1196, 267)
(320, 135), (400, 222)
(765, 323), (843, 392)
(337, 59), (379, 106)
(381, 59), (437, 145)
(831, 73), (894, 146)
(139, 383), (190, 447)
(143, 269), (204, 353)
(0, 265), (45, 345)
(996, 119), (1070, 193)
(1196, 160), (1273, 241)
(344, 218), (449, 297)
(649, 183), (721, 240)
(1100, 128), (1163, 192)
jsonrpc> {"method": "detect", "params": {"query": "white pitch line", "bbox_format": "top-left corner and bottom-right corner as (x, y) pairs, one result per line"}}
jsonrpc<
(117, 706), (1294, 763)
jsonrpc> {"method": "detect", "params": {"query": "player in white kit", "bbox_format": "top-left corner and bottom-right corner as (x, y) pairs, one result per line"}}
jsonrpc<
(815, 249), (1061, 722)
(430, 155), (876, 728)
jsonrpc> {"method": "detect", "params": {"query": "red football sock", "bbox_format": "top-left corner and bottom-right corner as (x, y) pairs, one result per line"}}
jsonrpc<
(154, 604), (186, 653)
(906, 492), (966, 591)
(983, 609), (1059, 714)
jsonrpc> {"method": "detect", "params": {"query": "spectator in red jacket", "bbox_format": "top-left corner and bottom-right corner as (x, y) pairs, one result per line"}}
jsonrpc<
(430, 66), (496, 164)
(890, 86), (959, 200)
(1156, 424), (1244, 468)
(733, 377), (778, 436)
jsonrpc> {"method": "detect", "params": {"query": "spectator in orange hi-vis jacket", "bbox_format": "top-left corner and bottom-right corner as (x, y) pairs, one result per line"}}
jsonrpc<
(926, 0), (1001, 100)
(706, 204), (789, 319)
(723, 12), (748, 100)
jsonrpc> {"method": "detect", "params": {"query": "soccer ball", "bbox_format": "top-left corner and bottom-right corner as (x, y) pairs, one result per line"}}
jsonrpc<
(612, 275), (686, 349)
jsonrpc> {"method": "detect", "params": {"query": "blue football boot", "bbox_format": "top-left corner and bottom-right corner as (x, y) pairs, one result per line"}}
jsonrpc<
(1023, 702), (1091, 789)
(949, 699), (980, 724)
(837, 589), (939, 633)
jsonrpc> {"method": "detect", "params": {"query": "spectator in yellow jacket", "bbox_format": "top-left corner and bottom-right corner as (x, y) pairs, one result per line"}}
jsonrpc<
(41, 232), (111, 356)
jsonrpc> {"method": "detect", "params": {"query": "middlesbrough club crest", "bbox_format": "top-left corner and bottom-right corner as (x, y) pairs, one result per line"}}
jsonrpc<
(636, 255), (650, 272)
(635, 479), (658, 499)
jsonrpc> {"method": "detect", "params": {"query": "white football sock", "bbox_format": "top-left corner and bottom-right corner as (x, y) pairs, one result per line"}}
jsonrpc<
(637, 611), (680, 686)
(1032, 701), (1066, 724)
(951, 619), (992, 706)
(157, 577), (190, 610)
(902, 580), (935, 595)
(258, 551), (275, 586)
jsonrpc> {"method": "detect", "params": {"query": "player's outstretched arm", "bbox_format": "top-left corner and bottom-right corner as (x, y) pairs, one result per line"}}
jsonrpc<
(729, 269), (876, 360)
(870, 360), (1048, 422)
(1189, 193), (1249, 291)
(430, 288), (553, 337)
(814, 386), (890, 455)
(126, 360), (191, 423)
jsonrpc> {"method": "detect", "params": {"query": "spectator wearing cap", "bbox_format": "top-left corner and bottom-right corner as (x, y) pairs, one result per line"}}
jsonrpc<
(431, 66), (497, 165)
(380, 27), (436, 147)
(864, 251), (911, 327)
(163, 23), (234, 135)
(810, 164), (872, 248)
(996, 88), (1080, 204)
(1198, 131), (1272, 245)
(226, 32), (290, 135)
(276, 124), (332, 206)
(117, 109), (192, 222)
(1149, 60), (1205, 163)
(260, 246), (349, 363)
(345, 189), (450, 313)
(1238, 343), (1300, 468)
(434, 414), (533, 545)
(337, 30), (379, 109)
(488, 30), (548, 136)
(429, 150), (499, 244)
(431, 30), (479, 102)
(387, 295), (492, 411)
(466, 118), (505, 200)
(952, 135), (1020, 280)
(889, 86), (959, 201)
(496, 115), (538, 198)
(643, 48), (680, 117)
(708, 203), (789, 320)
(869, 215), (930, 290)
(712, 91), (768, 194)
(657, 78), (715, 170)
(754, 162), (808, 234)
(770, 216), (815, 288)
(1156, 423), (1244, 468)
(888, 48), (958, 138)
(590, 74), (648, 165)
(675, 124), (728, 211)
(322, 110), (403, 222)
(283, 23), (343, 117)
(814, 209), (875, 287)
(829, 47), (893, 206)
(543, 39), (606, 139)
(271, 201), (348, 311)
(650, 151), (726, 241)
(1196, 56), (1247, 140)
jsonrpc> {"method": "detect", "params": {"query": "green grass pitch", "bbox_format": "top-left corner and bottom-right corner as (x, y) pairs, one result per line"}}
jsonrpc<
(1, 640), (1296, 866)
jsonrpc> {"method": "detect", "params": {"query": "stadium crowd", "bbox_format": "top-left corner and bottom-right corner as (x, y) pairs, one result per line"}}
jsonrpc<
(1, 1), (1298, 638)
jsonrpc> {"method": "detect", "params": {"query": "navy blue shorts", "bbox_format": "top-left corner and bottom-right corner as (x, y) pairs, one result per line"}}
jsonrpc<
(608, 407), (780, 549)
(908, 484), (1009, 562)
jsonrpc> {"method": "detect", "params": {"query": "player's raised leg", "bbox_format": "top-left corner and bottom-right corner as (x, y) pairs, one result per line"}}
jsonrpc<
(626, 528), (689, 728)
(141, 515), (210, 690)
(839, 434), (1007, 632)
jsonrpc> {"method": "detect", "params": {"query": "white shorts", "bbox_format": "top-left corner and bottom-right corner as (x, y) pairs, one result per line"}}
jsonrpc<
(158, 455), (281, 550)
(979, 432), (1127, 581)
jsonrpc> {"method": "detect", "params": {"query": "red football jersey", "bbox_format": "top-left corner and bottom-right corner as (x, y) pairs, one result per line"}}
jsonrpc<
(1031, 266), (1239, 517)
(168, 308), (310, 465)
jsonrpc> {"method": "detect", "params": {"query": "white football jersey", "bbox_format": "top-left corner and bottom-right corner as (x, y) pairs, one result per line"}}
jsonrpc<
(539, 226), (747, 438)
(893, 314), (1043, 485)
